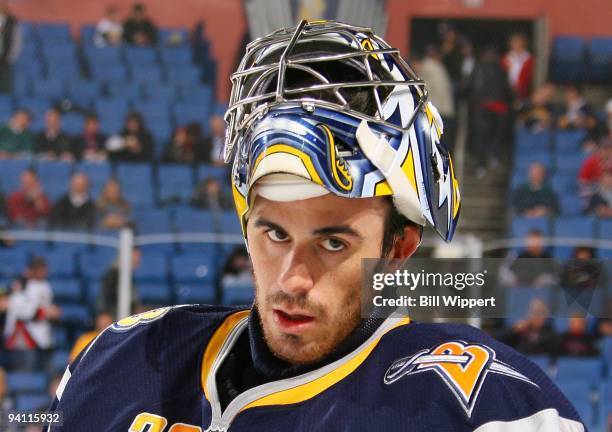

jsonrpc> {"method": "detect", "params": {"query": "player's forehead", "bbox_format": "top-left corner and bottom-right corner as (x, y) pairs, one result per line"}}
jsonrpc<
(247, 193), (389, 230)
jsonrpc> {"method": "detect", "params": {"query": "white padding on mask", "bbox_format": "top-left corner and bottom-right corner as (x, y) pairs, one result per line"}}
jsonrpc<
(356, 120), (426, 226)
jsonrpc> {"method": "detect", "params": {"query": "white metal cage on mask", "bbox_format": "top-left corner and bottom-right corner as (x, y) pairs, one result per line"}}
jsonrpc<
(224, 20), (461, 242)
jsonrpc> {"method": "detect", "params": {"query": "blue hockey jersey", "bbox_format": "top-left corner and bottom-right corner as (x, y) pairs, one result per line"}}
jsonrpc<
(45, 305), (585, 431)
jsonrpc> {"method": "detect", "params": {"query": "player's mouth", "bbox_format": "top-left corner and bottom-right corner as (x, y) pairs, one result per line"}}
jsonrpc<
(272, 308), (316, 333)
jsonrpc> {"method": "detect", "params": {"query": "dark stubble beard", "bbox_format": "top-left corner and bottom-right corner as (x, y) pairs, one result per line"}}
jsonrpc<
(254, 273), (363, 366)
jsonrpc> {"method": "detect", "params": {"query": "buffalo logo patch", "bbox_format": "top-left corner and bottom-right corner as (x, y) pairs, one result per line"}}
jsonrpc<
(384, 341), (538, 417)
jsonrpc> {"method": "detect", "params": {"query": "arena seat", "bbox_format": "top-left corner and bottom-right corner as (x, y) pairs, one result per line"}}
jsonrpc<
(510, 216), (551, 238)
(133, 253), (168, 282)
(51, 279), (83, 302)
(555, 357), (603, 383)
(7, 372), (48, 393)
(137, 282), (173, 304)
(171, 253), (217, 284)
(175, 283), (215, 304)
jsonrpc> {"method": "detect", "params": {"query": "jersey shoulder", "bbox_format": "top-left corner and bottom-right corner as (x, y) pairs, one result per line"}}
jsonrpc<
(377, 321), (584, 431)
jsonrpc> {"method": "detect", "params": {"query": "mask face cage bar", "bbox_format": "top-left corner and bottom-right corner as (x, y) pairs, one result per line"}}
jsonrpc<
(224, 20), (429, 164)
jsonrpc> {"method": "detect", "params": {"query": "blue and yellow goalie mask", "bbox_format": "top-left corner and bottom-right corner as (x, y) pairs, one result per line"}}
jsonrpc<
(224, 20), (460, 242)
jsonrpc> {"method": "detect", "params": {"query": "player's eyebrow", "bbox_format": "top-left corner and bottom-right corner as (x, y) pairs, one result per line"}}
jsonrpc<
(253, 217), (286, 233)
(313, 225), (363, 239)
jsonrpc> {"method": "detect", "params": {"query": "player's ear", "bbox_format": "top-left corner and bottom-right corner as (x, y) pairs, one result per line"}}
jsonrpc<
(391, 224), (420, 259)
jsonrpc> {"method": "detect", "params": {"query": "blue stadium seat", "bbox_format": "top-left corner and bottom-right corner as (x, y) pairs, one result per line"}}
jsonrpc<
(515, 128), (552, 151)
(124, 46), (158, 65)
(105, 81), (142, 102)
(179, 85), (214, 106)
(174, 209), (215, 233)
(32, 78), (65, 100)
(222, 285), (254, 306)
(158, 164), (194, 203)
(173, 101), (209, 129)
(62, 112), (86, 135)
(137, 282), (172, 304)
(36, 23), (71, 42)
(47, 61), (81, 80)
(160, 46), (192, 65)
(15, 393), (51, 411)
(166, 65), (201, 85)
(555, 152), (586, 176)
(510, 216), (551, 238)
(79, 249), (117, 280)
(51, 279), (82, 302)
(550, 37), (587, 83)
(0, 159), (31, 193)
(98, 111), (124, 135)
(514, 153), (553, 174)
(36, 161), (73, 193)
(555, 357), (603, 383)
(142, 83), (178, 102)
(7, 371), (47, 393)
(554, 130), (586, 152)
(90, 63), (128, 82)
(129, 65), (164, 84)
(50, 349), (70, 373)
(41, 43), (77, 61)
(133, 253), (168, 281)
(555, 380), (598, 426)
(80, 25), (96, 45)
(604, 337), (612, 364)
(589, 37), (612, 82)
(44, 250), (77, 278)
(558, 195), (584, 217)
(58, 304), (92, 326)
(133, 208), (173, 234)
(67, 80), (100, 104)
(16, 97), (51, 117)
(84, 46), (122, 65)
(11, 74), (32, 97)
(175, 283), (215, 304)
(553, 216), (595, 238)
(197, 164), (228, 185)
(0, 249), (29, 278)
(216, 211), (242, 235)
(598, 219), (612, 239)
(76, 162), (111, 198)
(95, 99), (129, 120)
(116, 163), (155, 208)
(550, 174), (576, 195)
(149, 121), (172, 150)
(171, 253), (216, 284)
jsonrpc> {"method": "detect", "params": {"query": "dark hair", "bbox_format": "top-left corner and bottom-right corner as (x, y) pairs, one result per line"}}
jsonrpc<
(29, 256), (47, 269)
(381, 196), (419, 257)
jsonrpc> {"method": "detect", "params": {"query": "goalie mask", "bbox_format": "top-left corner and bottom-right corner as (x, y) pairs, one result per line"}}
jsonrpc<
(224, 20), (460, 242)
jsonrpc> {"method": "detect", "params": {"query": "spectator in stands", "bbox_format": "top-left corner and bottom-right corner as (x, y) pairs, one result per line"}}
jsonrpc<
(35, 108), (73, 161)
(466, 46), (512, 178)
(511, 162), (560, 217)
(0, 109), (34, 157)
(107, 112), (154, 162)
(71, 114), (107, 161)
(204, 115), (226, 166)
(52, 172), (96, 230)
(7, 169), (51, 228)
(414, 46), (455, 149)
(560, 246), (602, 291)
(123, 2), (157, 46)
(1, 257), (61, 370)
(96, 179), (131, 230)
(69, 311), (114, 362)
(558, 313), (599, 357)
(221, 246), (253, 290)
(439, 26), (462, 87)
(190, 177), (232, 211)
(557, 85), (596, 130)
(501, 33), (533, 101)
(516, 83), (557, 133)
(502, 298), (558, 355)
(97, 248), (141, 317)
(163, 123), (206, 164)
(94, 4), (123, 47)
(0, 367), (16, 432)
(0, 0), (21, 94)
(585, 171), (612, 217)
(501, 229), (557, 288)
(578, 137), (612, 189)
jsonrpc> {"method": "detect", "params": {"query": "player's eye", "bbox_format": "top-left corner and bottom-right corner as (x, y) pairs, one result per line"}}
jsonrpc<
(321, 238), (346, 252)
(266, 229), (289, 242)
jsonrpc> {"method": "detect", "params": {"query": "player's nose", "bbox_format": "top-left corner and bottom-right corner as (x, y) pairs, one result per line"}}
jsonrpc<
(277, 245), (315, 295)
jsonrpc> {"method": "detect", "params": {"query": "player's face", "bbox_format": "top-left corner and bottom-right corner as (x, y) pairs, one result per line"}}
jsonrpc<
(246, 193), (388, 365)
